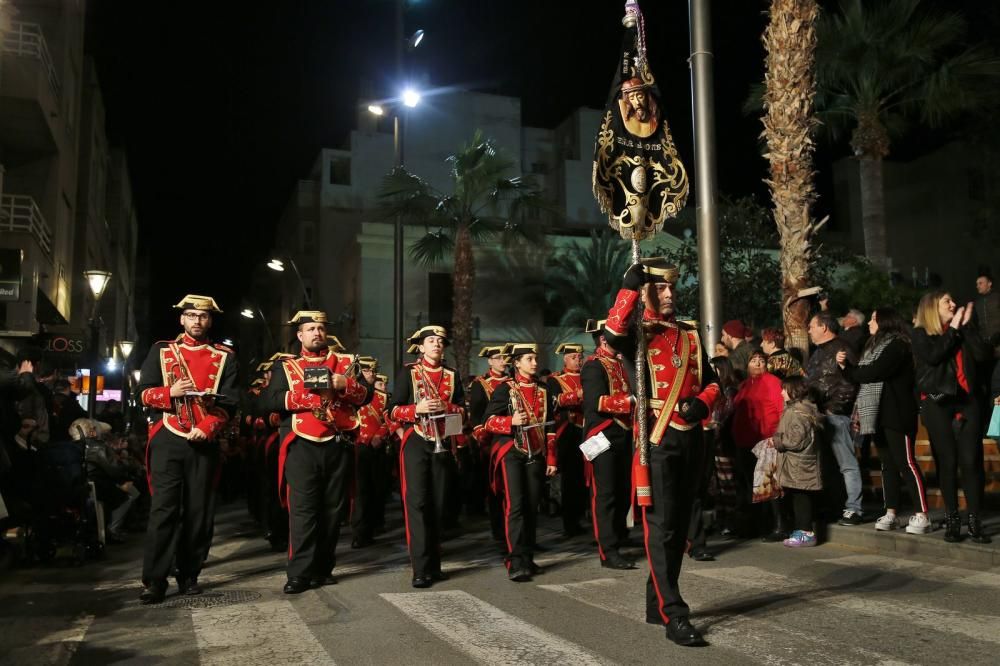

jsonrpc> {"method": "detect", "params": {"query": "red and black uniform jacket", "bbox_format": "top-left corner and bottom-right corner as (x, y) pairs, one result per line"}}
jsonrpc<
(136, 333), (240, 442)
(468, 370), (507, 446)
(581, 347), (634, 449)
(547, 369), (584, 442)
(387, 359), (466, 446)
(257, 347), (371, 504)
(357, 389), (390, 446)
(604, 289), (720, 445)
(483, 374), (558, 467)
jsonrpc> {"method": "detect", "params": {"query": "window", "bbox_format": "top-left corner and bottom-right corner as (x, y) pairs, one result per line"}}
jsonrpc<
(329, 157), (351, 186)
(428, 273), (453, 331)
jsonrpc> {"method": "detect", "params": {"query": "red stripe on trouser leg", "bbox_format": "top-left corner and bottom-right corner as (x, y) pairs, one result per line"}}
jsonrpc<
(501, 454), (514, 571)
(399, 433), (413, 552)
(904, 434), (929, 513)
(642, 506), (671, 626)
(589, 462), (605, 561)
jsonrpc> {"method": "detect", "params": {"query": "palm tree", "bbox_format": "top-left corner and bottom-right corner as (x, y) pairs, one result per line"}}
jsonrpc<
(378, 131), (548, 378)
(760, 0), (824, 357)
(545, 230), (631, 329)
(816, 0), (1000, 268)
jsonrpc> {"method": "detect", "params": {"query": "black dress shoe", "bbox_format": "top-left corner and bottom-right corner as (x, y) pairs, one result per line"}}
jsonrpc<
(601, 553), (637, 570)
(311, 575), (337, 588)
(761, 530), (788, 543)
(688, 549), (715, 562)
(665, 616), (707, 647)
(139, 580), (167, 604)
(430, 570), (449, 582)
(411, 575), (432, 589)
(177, 577), (203, 595)
(283, 577), (311, 594)
(527, 561), (543, 576)
(508, 567), (532, 582)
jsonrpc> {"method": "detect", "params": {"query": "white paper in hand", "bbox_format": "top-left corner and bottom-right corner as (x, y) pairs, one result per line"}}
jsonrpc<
(579, 431), (612, 461)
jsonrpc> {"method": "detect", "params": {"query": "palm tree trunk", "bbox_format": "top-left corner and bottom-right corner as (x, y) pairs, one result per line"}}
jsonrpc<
(451, 223), (475, 379)
(857, 153), (888, 269)
(762, 0), (822, 360)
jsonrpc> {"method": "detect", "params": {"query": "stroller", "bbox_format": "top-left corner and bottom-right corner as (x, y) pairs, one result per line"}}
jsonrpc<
(25, 437), (105, 565)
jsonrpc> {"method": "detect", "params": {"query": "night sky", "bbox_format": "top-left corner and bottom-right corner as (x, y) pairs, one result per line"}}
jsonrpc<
(84, 0), (995, 344)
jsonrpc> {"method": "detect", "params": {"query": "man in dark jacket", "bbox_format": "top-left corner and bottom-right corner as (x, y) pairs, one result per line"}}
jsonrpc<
(974, 272), (1000, 435)
(805, 312), (863, 525)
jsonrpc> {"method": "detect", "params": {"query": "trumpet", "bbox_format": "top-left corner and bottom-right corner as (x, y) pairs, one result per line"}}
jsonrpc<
(415, 364), (448, 455)
(508, 385), (553, 462)
(168, 357), (215, 431)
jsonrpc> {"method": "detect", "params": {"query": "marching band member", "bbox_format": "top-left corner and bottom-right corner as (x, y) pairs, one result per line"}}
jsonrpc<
(388, 326), (465, 588)
(581, 319), (637, 570)
(351, 356), (388, 548)
(483, 343), (558, 582)
(469, 345), (509, 541)
(136, 295), (239, 604)
(605, 259), (719, 647)
(258, 311), (370, 594)
(548, 342), (587, 538)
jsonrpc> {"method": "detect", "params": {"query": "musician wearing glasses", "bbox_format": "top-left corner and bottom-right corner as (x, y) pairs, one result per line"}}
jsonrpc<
(258, 310), (371, 595)
(388, 326), (466, 589)
(483, 343), (558, 583)
(135, 294), (239, 604)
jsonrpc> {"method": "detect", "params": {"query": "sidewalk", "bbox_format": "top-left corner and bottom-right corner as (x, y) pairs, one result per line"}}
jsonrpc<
(823, 511), (1000, 567)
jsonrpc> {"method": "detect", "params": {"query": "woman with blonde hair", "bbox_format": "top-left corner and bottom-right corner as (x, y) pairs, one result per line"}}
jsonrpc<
(912, 291), (993, 543)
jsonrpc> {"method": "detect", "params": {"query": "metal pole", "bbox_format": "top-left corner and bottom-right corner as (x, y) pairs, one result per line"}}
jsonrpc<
(688, 0), (722, 346)
(286, 257), (312, 309)
(393, 114), (404, 374)
(87, 318), (100, 418)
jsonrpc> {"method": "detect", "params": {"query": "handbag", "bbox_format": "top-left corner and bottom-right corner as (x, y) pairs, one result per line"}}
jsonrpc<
(988, 405), (1000, 440)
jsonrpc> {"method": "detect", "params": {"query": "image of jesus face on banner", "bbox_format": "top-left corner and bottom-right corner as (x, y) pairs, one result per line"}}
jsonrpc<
(618, 78), (660, 138)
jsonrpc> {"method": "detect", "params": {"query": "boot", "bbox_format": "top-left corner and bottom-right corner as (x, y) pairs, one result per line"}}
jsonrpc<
(967, 513), (992, 544)
(944, 511), (962, 543)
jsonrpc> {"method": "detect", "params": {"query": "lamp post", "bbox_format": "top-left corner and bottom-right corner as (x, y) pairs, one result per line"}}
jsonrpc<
(83, 270), (112, 418)
(118, 340), (134, 430)
(368, 88), (420, 373)
(267, 256), (312, 310)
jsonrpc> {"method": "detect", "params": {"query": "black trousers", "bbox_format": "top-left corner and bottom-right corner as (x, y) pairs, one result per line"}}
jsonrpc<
(922, 397), (985, 514)
(589, 428), (632, 559)
(781, 488), (817, 532)
(262, 433), (288, 544)
(400, 433), (450, 577)
(874, 427), (928, 513)
(557, 425), (586, 532)
(351, 443), (388, 540)
(246, 437), (263, 523)
(643, 428), (704, 625)
(284, 437), (353, 580)
(142, 428), (219, 584)
(499, 444), (545, 571)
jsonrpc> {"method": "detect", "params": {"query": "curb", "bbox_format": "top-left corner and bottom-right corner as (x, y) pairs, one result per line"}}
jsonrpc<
(823, 521), (1000, 567)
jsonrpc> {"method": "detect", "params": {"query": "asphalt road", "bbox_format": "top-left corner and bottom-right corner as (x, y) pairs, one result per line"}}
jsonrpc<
(2, 502), (999, 665)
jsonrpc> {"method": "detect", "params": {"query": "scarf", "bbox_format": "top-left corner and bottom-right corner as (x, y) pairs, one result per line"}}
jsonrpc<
(854, 334), (899, 435)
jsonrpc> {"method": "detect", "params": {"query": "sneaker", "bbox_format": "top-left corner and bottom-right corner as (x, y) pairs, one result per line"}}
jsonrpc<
(838, 511), (863, 526)
(783, 530), (817, 548)
(905, 513), (931, 535)
(874, 513), (899, 531)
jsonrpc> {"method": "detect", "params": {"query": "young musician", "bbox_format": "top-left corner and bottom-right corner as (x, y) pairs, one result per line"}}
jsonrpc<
(548, 342), (587, 538)
(469, 345), (510, 541)
(388, 326), (465, 588)
(483, 343), (558, 582)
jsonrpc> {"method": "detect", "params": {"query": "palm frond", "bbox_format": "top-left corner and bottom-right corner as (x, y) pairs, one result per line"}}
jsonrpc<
(410, 229), (454, 266)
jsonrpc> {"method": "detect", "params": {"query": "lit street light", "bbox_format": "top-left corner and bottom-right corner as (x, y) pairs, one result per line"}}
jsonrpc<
(402, 87), (421, 108)
(83, 269), (112, 417)
(368, 104), (385, 116)
(240, 308), (255, 319)
(266, 256), (312, 309)
(118, 340), (135, 359)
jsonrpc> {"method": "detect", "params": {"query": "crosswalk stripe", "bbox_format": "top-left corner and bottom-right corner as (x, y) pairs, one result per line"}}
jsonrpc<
(380, 590), (609, 665)
(191, 598), (335, 665)
(538, 578), (911, 666)
(689, 566), (1000, 647)
(815, 553), (1000, 590)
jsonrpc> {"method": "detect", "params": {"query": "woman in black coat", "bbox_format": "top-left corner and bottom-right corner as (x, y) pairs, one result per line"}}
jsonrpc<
(837, 307), (929, 535)
(911, 291), (993, 543)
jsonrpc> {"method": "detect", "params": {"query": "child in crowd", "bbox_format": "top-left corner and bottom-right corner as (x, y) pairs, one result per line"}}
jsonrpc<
(770, 376), (823, 547)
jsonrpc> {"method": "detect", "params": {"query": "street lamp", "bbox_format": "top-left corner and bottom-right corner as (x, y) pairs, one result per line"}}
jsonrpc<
(83, 269), (112, 417)
(118, 340), (135, 431)
(118, 340), (135, 360)
(240, 308), (255, 319)
(368, 89), (420, 373)
(266, 256), (312, 309)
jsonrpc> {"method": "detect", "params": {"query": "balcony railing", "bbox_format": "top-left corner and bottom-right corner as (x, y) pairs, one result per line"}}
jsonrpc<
(0, 21), (62, 102)
(0, 194), (53, 256)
